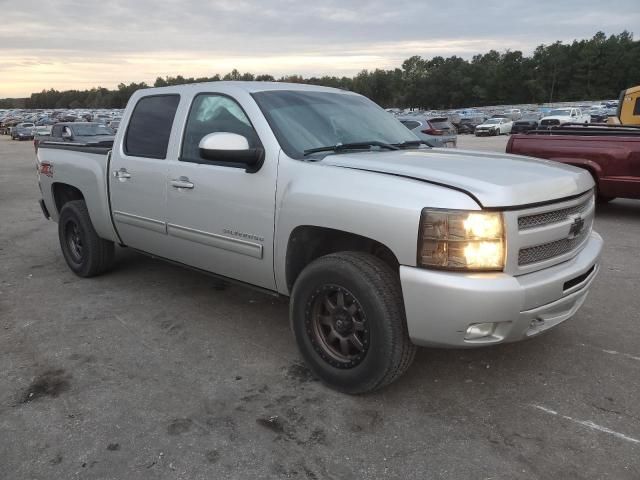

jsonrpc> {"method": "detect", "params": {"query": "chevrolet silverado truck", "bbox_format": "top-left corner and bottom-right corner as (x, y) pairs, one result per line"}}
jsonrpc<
(507, 124), (640, 202)
(36, 82), (603, 393)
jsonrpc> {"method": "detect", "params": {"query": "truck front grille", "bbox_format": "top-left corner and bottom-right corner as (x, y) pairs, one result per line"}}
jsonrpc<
(506, 191), (595, 272)
(540, 119), (560, 126)
(518, 226), (591, 265)
(518, 195), (592, 230)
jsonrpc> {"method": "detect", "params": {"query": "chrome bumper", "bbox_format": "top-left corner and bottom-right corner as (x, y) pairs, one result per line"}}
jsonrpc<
(400, 231), (603, 347)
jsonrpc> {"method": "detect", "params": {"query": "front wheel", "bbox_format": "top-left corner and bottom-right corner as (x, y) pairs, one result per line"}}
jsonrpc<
(290, 252), (416, 394)
(58, 200), (115, 277)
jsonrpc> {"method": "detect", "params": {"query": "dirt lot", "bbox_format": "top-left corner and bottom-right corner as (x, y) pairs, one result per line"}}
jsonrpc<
(1, 134), (639, 479)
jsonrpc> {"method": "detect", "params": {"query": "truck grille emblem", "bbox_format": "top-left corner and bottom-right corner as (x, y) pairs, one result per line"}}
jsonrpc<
(568, 217), (585, 239)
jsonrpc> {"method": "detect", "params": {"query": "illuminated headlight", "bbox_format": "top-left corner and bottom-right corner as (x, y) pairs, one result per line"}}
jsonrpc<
(418, 209), (505, 271)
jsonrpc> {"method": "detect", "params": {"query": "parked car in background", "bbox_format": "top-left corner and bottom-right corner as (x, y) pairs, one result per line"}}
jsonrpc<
(510, 113), (541, 134)
(398, 116), (457, 147)
(475, 118), (513, 136)
(11, 122), (35, 140)
(540, 108), (590, 127)
(456, 117), (484, 134)
(109, 120), (121, 133)
(48, 122), (115, 146)
(503, 108), (522, 120)
(93, 113), (111, 124)
(33, 125), (52, 136)
(588, 105), (608, 123)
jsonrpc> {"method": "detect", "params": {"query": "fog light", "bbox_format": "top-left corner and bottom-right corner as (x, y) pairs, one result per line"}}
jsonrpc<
(465, 322), (496, 340)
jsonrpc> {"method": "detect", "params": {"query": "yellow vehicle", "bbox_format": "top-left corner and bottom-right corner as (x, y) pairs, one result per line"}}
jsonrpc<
(614, 85), (640, 126)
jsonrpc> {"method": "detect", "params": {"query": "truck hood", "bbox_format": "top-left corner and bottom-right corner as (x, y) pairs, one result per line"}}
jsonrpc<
(320, 148), (593, 208)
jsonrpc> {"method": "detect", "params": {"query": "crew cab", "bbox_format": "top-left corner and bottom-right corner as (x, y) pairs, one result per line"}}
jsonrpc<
(36, 82), (603, 393)
(540, 107), (590, 128)
(507, 124), (640, 202)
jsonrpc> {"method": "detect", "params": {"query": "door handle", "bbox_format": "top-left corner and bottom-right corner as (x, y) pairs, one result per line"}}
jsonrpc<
(113, 168), (131, 179)
(170, 176), (194, 189)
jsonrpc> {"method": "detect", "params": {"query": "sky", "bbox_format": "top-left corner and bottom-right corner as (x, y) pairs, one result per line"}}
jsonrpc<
(1, 0), (638, 98)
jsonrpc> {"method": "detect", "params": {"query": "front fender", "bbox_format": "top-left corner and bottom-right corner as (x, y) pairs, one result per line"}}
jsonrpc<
(273, 156), (480, 294)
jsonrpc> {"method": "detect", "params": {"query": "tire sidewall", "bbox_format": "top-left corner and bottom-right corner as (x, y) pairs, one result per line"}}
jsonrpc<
(58, 202), (92, 276)
(291, 259), (396, 392)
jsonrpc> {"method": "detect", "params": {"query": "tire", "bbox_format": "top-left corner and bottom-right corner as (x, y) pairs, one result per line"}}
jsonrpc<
(58, 200), (115, 277)
(587, 172), (616, 204)
(290, 252), (416, 394)
(597, 195), (615, 204)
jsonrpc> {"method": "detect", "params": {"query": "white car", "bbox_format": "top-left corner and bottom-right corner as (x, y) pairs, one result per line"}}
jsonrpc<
(540, 107), (590, 128)
(474, 118), (513, 136)
(503, 108), (522, 120)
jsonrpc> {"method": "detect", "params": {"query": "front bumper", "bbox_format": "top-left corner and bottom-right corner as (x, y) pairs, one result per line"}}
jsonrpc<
(400, 231), (603, 347)
(474, 129), (493, 136)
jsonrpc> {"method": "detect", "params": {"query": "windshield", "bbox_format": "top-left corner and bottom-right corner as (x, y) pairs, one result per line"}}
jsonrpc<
(72, 124), (113, 136)
(549, 109), (572, 116)
(484, 119), (501, 124)
(252, 90), (418, 158)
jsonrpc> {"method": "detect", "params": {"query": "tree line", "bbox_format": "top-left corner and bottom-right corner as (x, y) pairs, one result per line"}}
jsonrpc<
(3, 31), (639, 111)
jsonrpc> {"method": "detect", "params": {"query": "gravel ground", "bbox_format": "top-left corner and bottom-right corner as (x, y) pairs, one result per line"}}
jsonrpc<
(1, 134), (639, 479)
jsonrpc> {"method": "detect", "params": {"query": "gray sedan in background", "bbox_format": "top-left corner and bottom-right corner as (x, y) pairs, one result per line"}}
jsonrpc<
(397, 116), (457, 148)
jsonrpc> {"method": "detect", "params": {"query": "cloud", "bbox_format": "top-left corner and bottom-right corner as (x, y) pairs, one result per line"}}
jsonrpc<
(0, 0), (638, 97)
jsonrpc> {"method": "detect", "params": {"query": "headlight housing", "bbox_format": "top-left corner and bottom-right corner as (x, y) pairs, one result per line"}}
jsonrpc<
(418, 209), (505, 271)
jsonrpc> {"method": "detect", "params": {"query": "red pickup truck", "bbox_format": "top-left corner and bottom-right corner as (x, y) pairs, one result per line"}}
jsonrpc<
(506, 124), (640, 202)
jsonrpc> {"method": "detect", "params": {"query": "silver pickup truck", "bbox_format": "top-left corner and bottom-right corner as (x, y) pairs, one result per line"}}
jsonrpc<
(36, 82), (603, 393)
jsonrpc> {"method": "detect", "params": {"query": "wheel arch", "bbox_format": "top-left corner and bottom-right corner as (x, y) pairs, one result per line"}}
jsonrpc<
(285, 226), (400, 293)
(52, 182), (85, 215)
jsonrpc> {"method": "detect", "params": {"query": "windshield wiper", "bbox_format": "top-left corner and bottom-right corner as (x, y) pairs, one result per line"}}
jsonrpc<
(303, 141), (399, 156)
(392, 140), (430, 149)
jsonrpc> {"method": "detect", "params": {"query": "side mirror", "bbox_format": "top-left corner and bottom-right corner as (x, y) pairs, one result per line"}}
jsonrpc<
(198, 132), (264, 173)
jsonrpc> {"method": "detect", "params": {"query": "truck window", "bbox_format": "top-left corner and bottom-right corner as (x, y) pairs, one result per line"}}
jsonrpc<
(181, 93), (260, 164)
(634, 98), (640, 116)
(124, 95), (180, 159)
(51, 125), (62, 137)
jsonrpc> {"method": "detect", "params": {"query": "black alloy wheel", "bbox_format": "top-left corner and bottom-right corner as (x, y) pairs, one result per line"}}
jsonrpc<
(64, 218), (84, 264)
(307, 284), (370, 369)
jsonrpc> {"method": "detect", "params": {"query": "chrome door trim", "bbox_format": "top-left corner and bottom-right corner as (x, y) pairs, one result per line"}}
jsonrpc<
(113, 211), (167, 234)
(167, 223), (263, 259)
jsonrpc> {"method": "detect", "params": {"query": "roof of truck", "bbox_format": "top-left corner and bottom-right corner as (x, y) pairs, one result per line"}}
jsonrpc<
(137, 81), (354, 96)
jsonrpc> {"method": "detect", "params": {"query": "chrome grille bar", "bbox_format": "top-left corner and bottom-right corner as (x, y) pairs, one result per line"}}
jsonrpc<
(518, 194), (592, 230)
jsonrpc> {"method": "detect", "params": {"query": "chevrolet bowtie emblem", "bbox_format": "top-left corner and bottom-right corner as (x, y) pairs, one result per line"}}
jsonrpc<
(568, 217), (585, 238)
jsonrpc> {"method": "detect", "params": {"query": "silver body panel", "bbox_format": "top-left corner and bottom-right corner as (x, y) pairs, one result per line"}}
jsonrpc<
(37, 81), (602, 348)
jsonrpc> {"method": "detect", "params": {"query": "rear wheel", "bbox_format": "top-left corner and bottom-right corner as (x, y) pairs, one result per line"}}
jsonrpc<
(290, 252), (416, 394)
(58, 200), (115, 277)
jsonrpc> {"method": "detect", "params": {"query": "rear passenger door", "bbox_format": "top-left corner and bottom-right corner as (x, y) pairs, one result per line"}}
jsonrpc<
(109, 94), (180, 258)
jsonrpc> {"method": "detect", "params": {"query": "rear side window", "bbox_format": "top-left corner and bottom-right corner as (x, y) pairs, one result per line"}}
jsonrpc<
(124, 95), (180, 159)
(400, 120), (420, 130)
(634, 98), (640, 116)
